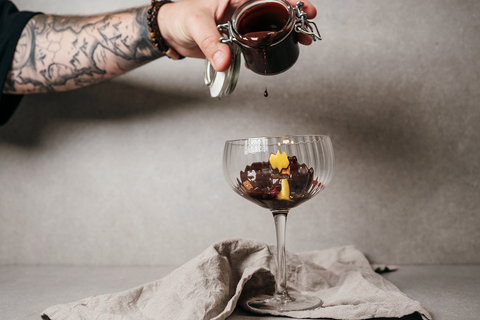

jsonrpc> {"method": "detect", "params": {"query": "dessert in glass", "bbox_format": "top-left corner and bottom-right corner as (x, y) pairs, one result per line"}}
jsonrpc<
(223, 135), (335, 312)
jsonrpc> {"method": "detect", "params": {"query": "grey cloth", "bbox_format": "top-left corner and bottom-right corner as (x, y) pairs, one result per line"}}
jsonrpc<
(42, 238), (431, 320)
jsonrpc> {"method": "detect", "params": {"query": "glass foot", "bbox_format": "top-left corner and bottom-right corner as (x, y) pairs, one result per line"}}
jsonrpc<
(247, 293), (323, 312)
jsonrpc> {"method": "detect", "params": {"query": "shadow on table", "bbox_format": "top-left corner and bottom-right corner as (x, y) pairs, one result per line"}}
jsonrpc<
(229, 308), (423, 320)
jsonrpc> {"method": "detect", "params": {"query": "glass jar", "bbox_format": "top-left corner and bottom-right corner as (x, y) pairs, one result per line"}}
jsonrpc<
(205, 0), (321, 97)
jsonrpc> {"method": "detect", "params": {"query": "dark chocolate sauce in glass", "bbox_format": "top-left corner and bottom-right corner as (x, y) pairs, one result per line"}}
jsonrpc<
(239, 156), (315, 211)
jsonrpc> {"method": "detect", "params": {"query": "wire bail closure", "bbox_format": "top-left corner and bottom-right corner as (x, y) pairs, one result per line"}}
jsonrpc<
(218, 22), (233, 43)
(293, 1), (322, 41)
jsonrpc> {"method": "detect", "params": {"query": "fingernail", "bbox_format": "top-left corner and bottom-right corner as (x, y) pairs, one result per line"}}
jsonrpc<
(212, 51), (225, 69)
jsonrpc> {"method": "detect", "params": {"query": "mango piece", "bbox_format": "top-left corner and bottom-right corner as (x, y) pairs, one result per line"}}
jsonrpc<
(269, 151), (290, 172)
(242, 180), (253, 190)
(277, 179), (292, 201)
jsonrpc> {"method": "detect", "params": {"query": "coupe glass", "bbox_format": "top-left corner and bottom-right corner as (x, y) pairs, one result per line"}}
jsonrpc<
(223, 135), (334, 312)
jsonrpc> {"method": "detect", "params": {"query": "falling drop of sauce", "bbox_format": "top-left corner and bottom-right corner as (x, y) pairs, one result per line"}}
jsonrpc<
(264, 87), (268, 97)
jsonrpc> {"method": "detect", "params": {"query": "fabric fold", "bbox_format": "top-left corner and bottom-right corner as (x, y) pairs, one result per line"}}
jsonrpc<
(42, 238), (431, 320)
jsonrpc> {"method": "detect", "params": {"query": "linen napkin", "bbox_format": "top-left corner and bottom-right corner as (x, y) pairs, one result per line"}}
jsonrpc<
(42, 238), (431, 320)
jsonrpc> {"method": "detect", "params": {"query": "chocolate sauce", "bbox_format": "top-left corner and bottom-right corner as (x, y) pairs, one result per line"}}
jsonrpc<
(235, 1), (299, 75)
(238, 156), (316, 210)
(237, 2), (289, 45)
(239, 31), (278, 48)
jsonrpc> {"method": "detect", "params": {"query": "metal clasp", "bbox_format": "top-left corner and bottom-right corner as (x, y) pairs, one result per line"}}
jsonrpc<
(218, 22), (234, 43)
(294, 1), (322, 41)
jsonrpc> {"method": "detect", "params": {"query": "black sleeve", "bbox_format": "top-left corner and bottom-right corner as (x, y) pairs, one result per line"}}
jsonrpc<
(0, 0), (40, 125)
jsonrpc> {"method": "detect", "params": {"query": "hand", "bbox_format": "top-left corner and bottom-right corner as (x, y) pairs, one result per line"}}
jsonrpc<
(158, 0), (317, 71)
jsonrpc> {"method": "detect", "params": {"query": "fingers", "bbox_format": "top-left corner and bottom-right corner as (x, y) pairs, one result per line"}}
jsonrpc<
(286, 0), (317, 46)
(186, 11), (233, 71)
(298, 33), (313, 46)
(159, 1), (232, 72)
(287, 0), (317, 19)
(158, 0), (319, 68)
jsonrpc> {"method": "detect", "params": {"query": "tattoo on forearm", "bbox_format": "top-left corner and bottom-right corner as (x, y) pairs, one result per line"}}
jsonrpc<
(4, 7), (162, 94)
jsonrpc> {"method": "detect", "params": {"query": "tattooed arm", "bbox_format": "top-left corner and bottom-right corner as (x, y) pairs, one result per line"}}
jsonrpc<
(3, 0), (317, 95)
(4, 7), (162, 94)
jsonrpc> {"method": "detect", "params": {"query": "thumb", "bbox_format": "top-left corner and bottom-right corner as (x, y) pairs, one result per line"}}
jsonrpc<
(189, 14), (232, 72)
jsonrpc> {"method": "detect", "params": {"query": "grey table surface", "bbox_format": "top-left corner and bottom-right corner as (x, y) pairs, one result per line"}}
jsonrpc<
(1, 265), (479, 320)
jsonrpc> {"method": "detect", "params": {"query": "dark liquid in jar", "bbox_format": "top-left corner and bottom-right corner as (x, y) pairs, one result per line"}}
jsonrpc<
(237, 2), (289, 47)
(236, 2), (298, 75)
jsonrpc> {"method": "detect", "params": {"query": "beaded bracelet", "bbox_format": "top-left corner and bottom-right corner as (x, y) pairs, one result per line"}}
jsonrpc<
(147, 0), (184, 60)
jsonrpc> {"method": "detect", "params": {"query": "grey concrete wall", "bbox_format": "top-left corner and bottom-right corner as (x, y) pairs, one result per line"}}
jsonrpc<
(1, 0), (479, 265)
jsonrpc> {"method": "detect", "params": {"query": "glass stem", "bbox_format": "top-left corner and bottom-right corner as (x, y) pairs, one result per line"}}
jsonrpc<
(272, 210), (292, 302)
